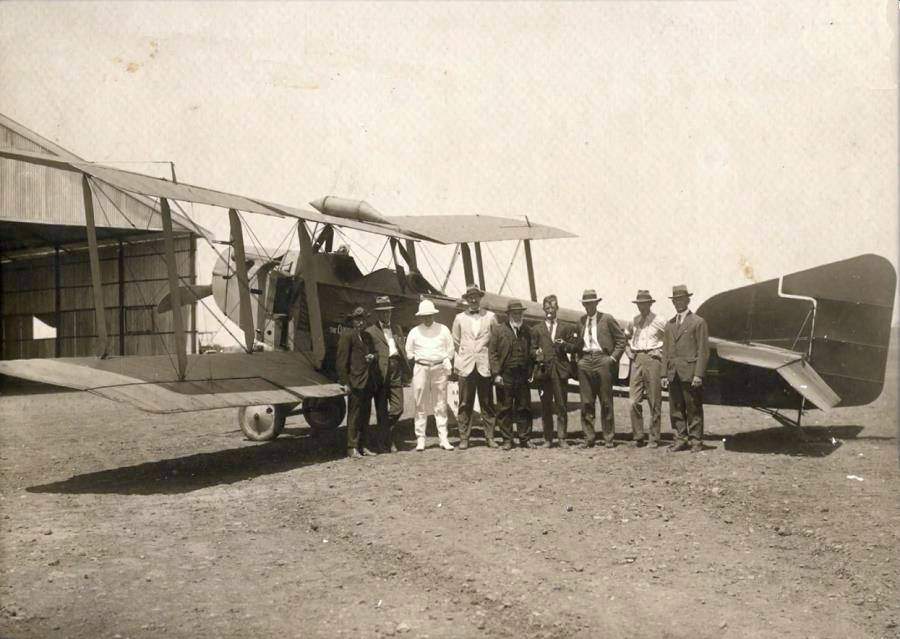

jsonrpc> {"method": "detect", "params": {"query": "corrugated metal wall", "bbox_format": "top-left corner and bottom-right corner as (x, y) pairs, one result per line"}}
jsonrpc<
(1, 235), (197, 359)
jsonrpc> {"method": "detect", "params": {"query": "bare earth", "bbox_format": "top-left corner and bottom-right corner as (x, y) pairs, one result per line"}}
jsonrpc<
(1, 352), (898, 639)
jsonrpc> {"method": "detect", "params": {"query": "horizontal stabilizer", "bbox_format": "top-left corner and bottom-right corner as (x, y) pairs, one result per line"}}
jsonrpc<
(715, 340), (840, 410)
(156, 284), (213, 313)
(0, 352), (345, 414)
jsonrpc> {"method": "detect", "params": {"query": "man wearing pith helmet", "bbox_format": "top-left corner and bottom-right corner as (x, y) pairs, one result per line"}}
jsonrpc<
(569, 289), (626, 448)
(451, 284), (498, 449)
(405, 299), (455, 452)
(624, 290), (667, 448)
(661, 285), (710, 453)
(489, 299), (535, 450)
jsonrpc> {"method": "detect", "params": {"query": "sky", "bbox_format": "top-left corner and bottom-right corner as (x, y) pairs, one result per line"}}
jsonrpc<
(1, 1), (897, 344)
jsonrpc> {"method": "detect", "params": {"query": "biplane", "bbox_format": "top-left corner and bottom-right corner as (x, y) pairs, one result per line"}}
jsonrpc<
(0, 148), (895, 443)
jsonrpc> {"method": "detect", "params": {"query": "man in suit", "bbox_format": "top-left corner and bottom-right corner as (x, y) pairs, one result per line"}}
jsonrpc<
(366, 295), (410, 453)
(662, 285), (710, 452)
(530, 294), (574, 447)
(489, 299), (534, 450)
(624, 290), (667, 448)
(569, 289), (626, 448)
(451, 284), (498, 449)
(336, 307), (379, 458)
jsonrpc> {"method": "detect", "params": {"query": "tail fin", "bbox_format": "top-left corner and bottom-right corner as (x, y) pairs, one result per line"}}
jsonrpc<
(698, 254), (896, 407)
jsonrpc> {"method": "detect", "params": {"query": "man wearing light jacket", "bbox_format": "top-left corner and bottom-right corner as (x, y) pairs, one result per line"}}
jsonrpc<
(451, 284), (498, 449)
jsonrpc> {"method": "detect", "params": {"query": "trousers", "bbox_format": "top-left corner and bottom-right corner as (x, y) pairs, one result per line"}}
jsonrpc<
(669, 372), (704, 444)
(577, 352), (616, 444)
(412, 362), (449, 441)
(629, 352), (662, 443)
(347, 387), (375, 451)
(373, 356), (405, 448)
(538, 371), (568, 442)
(496, 368), (533, 443)
(456, 371), (496, 441)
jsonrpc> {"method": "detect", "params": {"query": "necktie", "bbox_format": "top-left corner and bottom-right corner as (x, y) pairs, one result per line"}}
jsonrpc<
(676, 314), (683, 330)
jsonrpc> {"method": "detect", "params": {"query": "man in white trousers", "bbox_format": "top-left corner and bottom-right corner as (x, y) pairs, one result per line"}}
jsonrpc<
(405, 299), (455, 451)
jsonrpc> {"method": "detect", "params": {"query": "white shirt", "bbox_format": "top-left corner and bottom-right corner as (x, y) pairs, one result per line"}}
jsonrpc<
(378, 322), (398, 357)
(629, 312), (666, 351)
(406, 322), (454, 363)
(675, 310), (689, 327)
(583, 314), (602, 352)
(545, 319), (558, 341)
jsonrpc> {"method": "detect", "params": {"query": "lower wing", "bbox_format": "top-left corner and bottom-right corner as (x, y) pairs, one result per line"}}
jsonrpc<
(0, 351), (344, 414)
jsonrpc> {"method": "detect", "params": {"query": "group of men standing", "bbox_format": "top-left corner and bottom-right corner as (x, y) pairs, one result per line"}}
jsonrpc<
(335, 283), (710, 458)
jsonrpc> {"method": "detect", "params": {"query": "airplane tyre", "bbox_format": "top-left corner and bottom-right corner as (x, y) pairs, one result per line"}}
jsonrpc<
(302, 397), (347, 432)
(237, 404), (288, 441)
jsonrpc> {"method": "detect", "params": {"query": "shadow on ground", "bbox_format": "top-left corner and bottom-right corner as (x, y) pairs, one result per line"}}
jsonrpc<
(720, 424), (873, 456)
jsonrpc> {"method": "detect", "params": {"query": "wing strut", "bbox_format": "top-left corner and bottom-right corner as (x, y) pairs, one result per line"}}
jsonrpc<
(474, 242), (486, 290)
(228, 209), (255, 352)
(460, 243), (475, 286)
(81, 175), (109, 359)
(297, 222), (326, 367)
(523, 239), (537, 302)
(160, 197), (188, 379)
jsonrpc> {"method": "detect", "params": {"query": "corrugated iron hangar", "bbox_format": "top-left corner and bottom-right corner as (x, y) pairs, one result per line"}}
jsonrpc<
(0, 113), (199, 360)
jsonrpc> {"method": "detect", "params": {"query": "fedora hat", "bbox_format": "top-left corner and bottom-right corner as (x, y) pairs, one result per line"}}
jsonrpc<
(632, 289), (656, 304)
(669, 284), (693, 299)
(373, 295), (394, 310)
(347, 306), (367, 320)
(581, 289), (602, 304)
(415, 299), (439, 317)
(506, 299), (526, 313)
(463, 284), (485, 300)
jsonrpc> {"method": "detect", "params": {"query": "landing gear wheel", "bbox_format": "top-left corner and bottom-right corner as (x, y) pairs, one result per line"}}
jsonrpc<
(302, 397), (347, 432)
(238, 404), (288, 441)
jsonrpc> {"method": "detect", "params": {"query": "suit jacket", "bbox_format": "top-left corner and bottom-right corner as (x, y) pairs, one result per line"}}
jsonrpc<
(336, 327), (377, 390)
(661, 311), (710, 382)
(489, 322), (533, 377)
(452, 309), (496, 376)
(569, 313), (626, 361)
(530, 319), (575, 379)
(365, 322), (410, 382)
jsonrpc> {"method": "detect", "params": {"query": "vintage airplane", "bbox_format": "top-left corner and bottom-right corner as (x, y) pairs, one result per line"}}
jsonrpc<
(0, 147), (896, 444)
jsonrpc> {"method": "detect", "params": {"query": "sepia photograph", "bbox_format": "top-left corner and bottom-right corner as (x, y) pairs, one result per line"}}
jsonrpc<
(1, 2), (897, 638)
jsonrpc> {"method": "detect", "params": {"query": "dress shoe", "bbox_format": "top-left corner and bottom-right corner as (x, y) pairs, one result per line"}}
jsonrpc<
(647, 441), (660, 449)
(390, 443), (399, 453)
(668, 441), (690, 452)
(439, 440), (455, 451)
(502, 440), (514, 451)
(578, 441), (595, 449)
(458, 439), (469, 450)
(485, 438), (499, 449)
(690, 443), (704, 453)
(347, 449), (363, 459)
(520, 439), (534, 449)
(415, 437), (426, 451)
(631, 439), (645, 448)
(558, 439), (570, 449)
(604, 441), (616, 449)
(362, 447), (379, 456)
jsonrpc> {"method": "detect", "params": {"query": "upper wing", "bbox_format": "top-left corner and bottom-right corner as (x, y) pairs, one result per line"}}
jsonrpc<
(386, 214), (576, 244)
(713, 339), (840, 410)
(0, 352), (344, 414)
(0, 148), (421, 240)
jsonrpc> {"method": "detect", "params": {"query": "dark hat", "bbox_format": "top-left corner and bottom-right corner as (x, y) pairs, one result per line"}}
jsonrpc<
(632, 290), (656, 304)
(581, 289), (601, 303)
(373, 295), (394, 310)
(347, 306), (367, 320)
(463, 284), (485, 300)
(669, 285), (693, 299)
(506, 299), (526, 312)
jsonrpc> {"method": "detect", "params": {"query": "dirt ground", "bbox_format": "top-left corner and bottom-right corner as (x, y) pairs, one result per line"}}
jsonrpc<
(1, 349), (898, 639)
